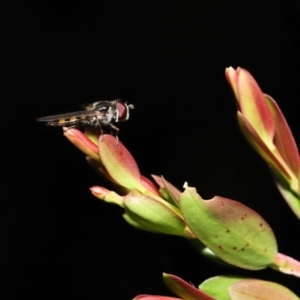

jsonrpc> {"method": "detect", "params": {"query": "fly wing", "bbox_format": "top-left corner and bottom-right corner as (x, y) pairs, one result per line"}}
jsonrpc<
(37, 110), (95, 122)
(37, 109), (103, 127)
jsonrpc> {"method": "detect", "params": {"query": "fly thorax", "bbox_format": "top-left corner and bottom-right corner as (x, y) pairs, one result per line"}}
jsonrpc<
(103, 106), (114, 125)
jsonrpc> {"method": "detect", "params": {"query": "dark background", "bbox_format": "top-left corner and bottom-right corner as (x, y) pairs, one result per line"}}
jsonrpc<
(2, 1), (300, 299)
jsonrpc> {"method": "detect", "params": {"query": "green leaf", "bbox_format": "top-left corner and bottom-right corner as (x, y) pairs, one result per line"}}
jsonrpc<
(199, 277), (300, 300)
(180, 186), (277, 269)
(98, 135), (147, 192)
(228, 279), (299, 300)
(199, 276), (247, 300)
(123, 193), (189, 237)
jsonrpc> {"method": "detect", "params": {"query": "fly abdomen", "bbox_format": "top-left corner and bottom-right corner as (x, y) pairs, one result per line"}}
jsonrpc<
(47, 116), (82, 126)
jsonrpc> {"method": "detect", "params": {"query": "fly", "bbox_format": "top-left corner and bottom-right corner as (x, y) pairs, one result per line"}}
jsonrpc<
(37, 99), (134, 140)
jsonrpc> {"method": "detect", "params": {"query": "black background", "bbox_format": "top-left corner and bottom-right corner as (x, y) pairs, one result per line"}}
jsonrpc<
(2, 1), (300, 299)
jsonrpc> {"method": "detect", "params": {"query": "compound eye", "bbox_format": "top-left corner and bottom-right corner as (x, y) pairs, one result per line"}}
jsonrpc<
(116, 102), (128, 121)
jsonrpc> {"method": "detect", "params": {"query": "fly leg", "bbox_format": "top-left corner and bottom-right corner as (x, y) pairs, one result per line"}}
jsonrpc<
(109, 123), (120, 145)
(95, 120), (104, 141)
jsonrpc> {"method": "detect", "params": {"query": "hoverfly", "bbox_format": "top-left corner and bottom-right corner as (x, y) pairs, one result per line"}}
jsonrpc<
(37, 99), (134, 140)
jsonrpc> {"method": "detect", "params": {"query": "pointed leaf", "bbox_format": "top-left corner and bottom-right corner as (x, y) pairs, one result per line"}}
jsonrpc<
(90, 186), (124, 207)
(63, 127), (100, 162)
(180, 186), (277, 269)
(265, 94), (300, 178)
(151, 175), (177, 204)
(151, 175), (164, 188)
(140, 175), (161, 196)
(161, 176), (181, 206)
(163, 273), (216, 300)
(226, 67), (275, 148)
(238, 113), (300, 219)
(225, 67), (238, 99)
(236, 68), (275, 148)
(238, 112), (292, 181)
(270, 168), (300, 220)
(151, 175), (181, 206)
